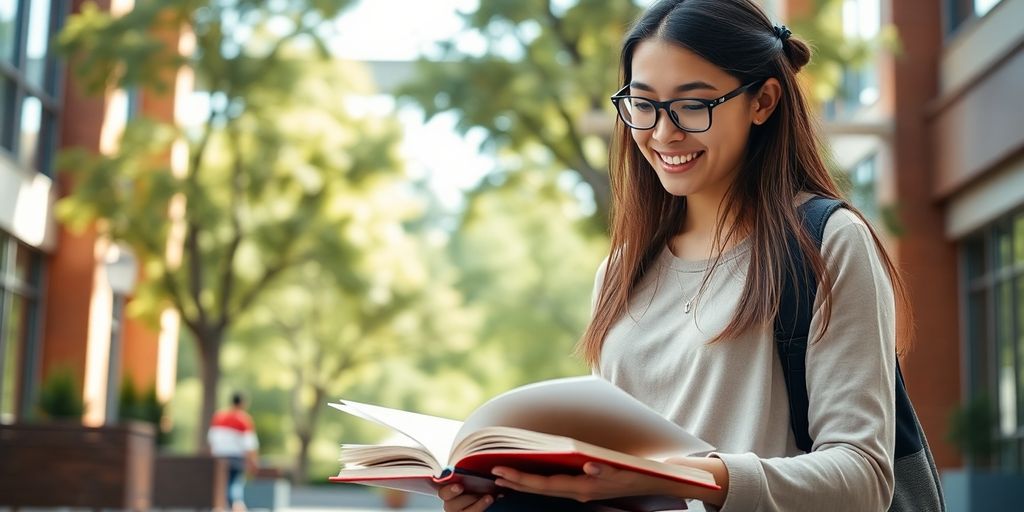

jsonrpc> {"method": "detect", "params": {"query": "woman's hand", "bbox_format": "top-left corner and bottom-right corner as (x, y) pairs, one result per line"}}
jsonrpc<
(490, 457), (729, 507)
(489, 462), (667, 503)
(438, 483), (495, 512)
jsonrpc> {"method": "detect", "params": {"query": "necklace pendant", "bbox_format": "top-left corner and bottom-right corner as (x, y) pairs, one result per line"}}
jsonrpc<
(684, 301), (692, 314)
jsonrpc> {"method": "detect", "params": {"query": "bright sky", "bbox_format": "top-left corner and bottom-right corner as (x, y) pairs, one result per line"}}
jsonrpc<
(329, 0), (483, 61)
(328, 0), (496, 210)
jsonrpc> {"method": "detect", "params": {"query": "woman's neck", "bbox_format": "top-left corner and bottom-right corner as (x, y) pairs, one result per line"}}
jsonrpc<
(670, 193), (744, 261)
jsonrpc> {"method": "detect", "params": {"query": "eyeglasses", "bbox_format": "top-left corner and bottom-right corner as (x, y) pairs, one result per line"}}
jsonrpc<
(610, 80), (764, 133)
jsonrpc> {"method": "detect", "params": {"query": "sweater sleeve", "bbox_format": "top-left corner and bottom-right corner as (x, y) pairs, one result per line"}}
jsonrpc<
(712, 209), (897, 512)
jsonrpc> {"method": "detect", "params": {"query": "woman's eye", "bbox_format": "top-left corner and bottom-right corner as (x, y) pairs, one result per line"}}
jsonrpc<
(632, 101), (654, 112)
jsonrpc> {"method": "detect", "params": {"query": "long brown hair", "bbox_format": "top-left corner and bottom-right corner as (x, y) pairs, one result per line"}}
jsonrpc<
(577, 0), (911, 367)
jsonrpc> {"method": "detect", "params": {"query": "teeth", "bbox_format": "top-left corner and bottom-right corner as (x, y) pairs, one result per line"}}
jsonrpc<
(660, 151), (701, 165)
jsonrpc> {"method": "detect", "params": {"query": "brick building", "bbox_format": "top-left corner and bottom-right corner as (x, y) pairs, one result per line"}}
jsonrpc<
(786, 0), (1024, 475)
(0, 0), (184, 427)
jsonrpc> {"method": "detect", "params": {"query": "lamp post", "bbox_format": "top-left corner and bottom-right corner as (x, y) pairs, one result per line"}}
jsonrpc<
(104, 244), (137, 425)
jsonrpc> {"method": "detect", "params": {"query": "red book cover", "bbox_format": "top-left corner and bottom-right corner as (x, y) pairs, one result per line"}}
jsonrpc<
(329, 376), (717, 511)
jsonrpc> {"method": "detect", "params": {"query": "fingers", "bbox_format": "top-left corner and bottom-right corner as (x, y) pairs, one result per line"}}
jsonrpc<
(438, 484), (495, 512)
(438, 484), (464, 501)
(491, 464), (620, 502)
(442, 494), (493, 512)
(583, 462), (606, 476)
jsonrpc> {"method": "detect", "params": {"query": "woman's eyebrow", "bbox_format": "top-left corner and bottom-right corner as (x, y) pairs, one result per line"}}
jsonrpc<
(629, 80), (720, 93)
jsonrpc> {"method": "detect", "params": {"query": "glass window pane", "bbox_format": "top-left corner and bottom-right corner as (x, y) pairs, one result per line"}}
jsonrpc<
(975, 0), (1002, 17)
(850, 155), (878, 221)
(17, 94), (39, 170)
(1017, 275), (1024, 430)
(0, 78), (12, 151)
(0, 232), (7, 269)
(968, 288), (991, 396)
(0, 0), (17, 64)
(35, 106), (54, 175)
(1, 294), (25, 424)
(997, 281), (1016, 436)
(24, 0), (50, 88)
(1014, 213), (1024, 266)
(964, 235), (986, 282)
(13, 242), (31, 285)
(996, 221), (1013, 270)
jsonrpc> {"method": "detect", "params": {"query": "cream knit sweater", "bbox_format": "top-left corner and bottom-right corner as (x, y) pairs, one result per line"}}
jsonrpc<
(596, 207), (896, 512)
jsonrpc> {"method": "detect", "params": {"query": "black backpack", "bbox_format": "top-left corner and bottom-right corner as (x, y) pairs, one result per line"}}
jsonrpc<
(775, 196), (946, 512)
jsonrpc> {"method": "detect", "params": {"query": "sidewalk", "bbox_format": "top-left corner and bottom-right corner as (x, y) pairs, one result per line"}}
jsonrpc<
(286, 485), (440, 512)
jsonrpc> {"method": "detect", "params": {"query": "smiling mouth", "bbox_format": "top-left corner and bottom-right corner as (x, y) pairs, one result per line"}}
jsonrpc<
(657, 150), (705, 170)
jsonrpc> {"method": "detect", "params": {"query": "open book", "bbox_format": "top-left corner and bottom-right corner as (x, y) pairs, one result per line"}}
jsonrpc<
(329, 376), (717, 511)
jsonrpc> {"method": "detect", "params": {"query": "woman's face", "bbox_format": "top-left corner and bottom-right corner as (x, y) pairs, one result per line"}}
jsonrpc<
(627, 39), (757, 200)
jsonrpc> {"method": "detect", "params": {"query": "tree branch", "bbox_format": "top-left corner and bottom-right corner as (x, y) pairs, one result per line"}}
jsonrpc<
(223, 254), (303, 329)
(180, 106), (224, 331)
(217, 119), (246, 328)
(543, 0), (582, 65)
(160, 269), (203, 337)
(515, 35), (611, 216)
(514, 110), (610, 218)
(184, 221), (211, 328)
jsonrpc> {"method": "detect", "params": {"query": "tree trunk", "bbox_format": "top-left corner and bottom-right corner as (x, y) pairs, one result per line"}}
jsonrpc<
(295, 431), (312, 484)
(196, 329), (223, 452)
(293, 386), (326, 484)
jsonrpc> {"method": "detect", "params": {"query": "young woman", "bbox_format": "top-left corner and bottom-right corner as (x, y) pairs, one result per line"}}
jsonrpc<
(440, 0), (906, 510)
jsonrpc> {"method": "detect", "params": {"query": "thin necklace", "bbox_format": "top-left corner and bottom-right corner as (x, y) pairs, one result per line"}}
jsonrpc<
(674, 266), (709, 314)
(684, 292), (698, 314)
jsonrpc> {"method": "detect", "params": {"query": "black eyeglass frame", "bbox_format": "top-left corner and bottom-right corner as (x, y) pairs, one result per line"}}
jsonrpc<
(609, 80), (766, 133)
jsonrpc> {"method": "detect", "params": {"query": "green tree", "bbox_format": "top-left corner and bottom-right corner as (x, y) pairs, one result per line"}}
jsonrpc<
(223, 223), (484, 482)
(240, 226), (425, 483)
(53, 0), (407, 449)
(399, 0), (641, 224)
(398, 0), (894, 223)
(447, 166), (604, 392)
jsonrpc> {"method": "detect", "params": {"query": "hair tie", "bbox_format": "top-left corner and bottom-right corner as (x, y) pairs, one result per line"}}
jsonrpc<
(773, 25), (792, 41)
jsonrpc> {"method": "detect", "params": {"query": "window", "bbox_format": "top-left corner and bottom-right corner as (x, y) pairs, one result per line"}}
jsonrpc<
(962, 208), (1024, 471)
(848, 153), (878, 222)
(0, 232), (40, 424)
(946, 0), (1004, 36)
(823, 0), (881, 120)
(0, 0), (62, 176)
(0, 1), (18, 65)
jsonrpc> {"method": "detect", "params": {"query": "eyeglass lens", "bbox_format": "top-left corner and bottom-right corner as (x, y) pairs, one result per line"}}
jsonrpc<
(618, 98), (710, 131)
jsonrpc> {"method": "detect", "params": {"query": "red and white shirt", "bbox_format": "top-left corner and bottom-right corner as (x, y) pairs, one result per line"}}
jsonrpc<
(208, 409), (259, 457)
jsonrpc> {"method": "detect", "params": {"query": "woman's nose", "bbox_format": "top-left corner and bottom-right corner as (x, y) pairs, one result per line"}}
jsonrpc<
(652, 109), (685, 143)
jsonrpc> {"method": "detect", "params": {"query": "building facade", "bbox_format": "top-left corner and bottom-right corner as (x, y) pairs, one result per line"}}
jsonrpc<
(811, 0), (1023, 474)
(0, 0), (182, 427)
(929, 0), (1024, 471)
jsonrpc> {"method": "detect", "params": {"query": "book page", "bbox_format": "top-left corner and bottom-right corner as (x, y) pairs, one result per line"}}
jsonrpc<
(329, 401), (463, 467)
(456, 376), (713, 459)
(340, 444), (442, 474)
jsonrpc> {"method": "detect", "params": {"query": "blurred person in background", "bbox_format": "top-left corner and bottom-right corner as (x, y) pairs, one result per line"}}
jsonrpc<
(209, 391), (260, 512)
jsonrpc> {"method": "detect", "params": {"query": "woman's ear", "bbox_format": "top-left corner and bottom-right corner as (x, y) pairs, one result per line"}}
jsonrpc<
(750, 78), (782, 126)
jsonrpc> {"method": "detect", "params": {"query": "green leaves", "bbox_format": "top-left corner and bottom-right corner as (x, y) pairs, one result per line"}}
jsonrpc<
(55, 0), (401, 450)
(788, 0), (902, 103)
(397, 0), (643, 222)
(56, 1), (185, 94)
(55, 118), (179, 254)
(37, 367), (85, 421)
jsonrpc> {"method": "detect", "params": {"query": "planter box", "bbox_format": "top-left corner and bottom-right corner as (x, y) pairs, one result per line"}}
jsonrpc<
(0, 422), (155, 510)
(941, 468), (1024, 512)
(152, 455), (228, 509)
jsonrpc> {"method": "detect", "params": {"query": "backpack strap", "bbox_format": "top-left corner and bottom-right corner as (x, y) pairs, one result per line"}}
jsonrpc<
(776, 197), (946, 510)
(774, 196), (843, 453)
